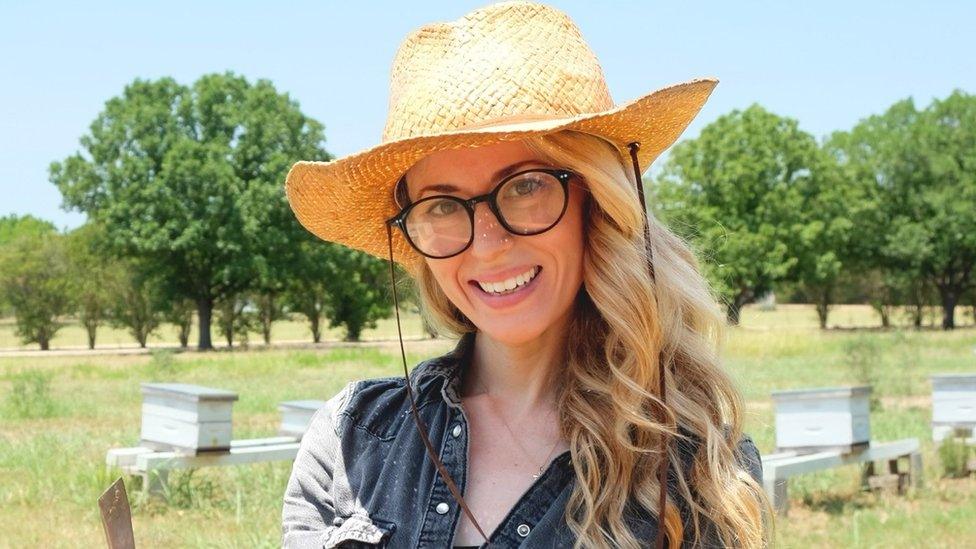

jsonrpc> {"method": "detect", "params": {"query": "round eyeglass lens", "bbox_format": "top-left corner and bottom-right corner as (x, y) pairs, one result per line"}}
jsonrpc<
(496, 171), (566, 234)
(404, 196), (472, 257)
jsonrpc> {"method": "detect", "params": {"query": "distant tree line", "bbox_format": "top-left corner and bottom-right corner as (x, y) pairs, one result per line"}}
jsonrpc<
(0, 213), (399, 350)
(654, 91), (975, 329)
(0, 76), (972, 350)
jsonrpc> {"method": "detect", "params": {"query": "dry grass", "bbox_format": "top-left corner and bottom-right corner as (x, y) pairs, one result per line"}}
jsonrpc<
(0, 304), (974, 546)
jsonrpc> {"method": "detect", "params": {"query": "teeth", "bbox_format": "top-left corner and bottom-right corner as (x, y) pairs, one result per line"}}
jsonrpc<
(476, 267), (539, 295)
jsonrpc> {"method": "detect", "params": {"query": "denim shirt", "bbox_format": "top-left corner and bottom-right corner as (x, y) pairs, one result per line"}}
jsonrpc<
(282, 334), (763, 548)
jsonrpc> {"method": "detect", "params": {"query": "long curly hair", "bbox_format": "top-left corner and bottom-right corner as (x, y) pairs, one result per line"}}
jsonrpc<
(403, 129), (772, 548)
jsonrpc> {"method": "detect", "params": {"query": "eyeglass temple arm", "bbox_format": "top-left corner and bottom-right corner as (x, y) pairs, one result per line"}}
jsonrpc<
(385, 224), (493, 546)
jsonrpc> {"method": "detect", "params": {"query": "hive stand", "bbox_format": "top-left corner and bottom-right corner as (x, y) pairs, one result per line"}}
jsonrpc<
(106, 385), (327, 495)
(762, 385), (921, 514)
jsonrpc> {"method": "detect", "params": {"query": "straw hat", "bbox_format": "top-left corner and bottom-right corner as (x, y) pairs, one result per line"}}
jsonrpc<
(285, 0), (717, 269)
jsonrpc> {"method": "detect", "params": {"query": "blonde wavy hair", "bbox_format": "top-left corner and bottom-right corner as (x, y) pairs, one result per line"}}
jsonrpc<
(406, 130), (772, 548)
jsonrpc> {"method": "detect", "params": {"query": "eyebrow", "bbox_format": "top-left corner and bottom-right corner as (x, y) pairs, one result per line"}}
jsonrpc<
(415, 159), (549, 197)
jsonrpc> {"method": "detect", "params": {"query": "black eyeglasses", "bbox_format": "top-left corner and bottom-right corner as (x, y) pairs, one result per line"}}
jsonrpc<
(386, 168), (576, 259)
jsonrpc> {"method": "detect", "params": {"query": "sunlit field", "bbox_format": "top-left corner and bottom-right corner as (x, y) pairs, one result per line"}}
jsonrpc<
(2, 302), (972, 352)
(1, 304), (975, 547)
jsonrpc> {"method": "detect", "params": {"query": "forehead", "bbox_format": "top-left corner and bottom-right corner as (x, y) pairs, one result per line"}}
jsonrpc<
(404, 139), (547, 193)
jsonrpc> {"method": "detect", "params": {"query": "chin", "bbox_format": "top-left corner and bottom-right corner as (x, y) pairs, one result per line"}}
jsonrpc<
(472, 316), (552, 347)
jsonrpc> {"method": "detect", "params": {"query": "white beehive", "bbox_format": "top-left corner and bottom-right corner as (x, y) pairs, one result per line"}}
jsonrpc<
(278, 400), (327, 439)
(931, 374), (976, 425)
(772, 385), (872, 454)
(140, 383), (239, 454)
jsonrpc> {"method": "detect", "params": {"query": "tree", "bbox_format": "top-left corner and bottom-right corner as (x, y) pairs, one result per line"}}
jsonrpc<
(654, 105), (819, 324)
(50, 72), (328, 349)
(0, 215), (58, 316)
(161, 297), (195, 348)
(215, 292), (256, 348)
(321, 246), (392, 341)
(107, 259), (165, 348)
(0, 231), (73, 350)
(254, 291), (287, 345)
(828, 91), (976, 329)
(283, 237), (394, 343)
(65, 223), (119, 349)
(0, 214), (56, 243)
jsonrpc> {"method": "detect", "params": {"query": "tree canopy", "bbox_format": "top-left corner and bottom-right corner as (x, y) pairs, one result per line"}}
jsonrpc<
(654, 104), (821, 324)
(50, 72), (329, 348)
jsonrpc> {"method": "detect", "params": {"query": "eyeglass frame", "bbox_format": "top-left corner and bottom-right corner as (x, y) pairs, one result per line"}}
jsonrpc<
(385, 167), (578, 259)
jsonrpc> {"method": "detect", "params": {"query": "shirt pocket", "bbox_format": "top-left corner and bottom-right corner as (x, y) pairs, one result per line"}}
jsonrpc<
(324, 515), (397, 548)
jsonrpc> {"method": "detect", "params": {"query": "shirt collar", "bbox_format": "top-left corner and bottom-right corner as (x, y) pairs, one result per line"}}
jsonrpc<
(408, 331), (475, 408)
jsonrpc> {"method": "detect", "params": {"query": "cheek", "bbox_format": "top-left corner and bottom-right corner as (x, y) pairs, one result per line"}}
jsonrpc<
(425, 257), (468, 304)
(559, 196), (587, 276)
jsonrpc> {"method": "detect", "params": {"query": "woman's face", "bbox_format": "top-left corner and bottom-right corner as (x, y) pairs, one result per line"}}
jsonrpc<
(404, 139), (587, 346)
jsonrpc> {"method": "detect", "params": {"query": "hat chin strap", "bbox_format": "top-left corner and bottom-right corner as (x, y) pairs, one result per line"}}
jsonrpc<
(384, 141), (670, 548)
(627, 141), (670, 549)
(386, 224), (492, 546)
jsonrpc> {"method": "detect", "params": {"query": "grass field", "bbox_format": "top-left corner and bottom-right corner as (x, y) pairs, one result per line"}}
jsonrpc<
(1, 304), (975, 547)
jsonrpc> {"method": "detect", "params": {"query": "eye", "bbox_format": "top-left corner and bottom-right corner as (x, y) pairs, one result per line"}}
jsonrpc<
(424, 198), (461, 217)
(507, 176), (544, 197)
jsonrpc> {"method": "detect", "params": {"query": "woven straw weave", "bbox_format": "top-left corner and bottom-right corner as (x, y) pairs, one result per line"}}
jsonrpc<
(285, 0), (717, 269)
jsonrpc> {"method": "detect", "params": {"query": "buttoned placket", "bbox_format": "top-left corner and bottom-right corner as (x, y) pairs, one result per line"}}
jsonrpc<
(414, 360), (470, 548)
(412, 342), (576, 549)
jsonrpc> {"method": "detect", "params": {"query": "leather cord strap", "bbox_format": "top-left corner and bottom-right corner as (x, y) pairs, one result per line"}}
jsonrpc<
(627, 141), (670, 549)
(386, 225), (493, 547)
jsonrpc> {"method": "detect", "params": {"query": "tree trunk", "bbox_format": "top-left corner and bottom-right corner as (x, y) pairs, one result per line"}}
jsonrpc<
(726, 288), (753, 326)
(310, 311), (321, 343)
(816, 287), (831, 329)
(939, 286), (958, 330)
(912, 305), (923, 328)
(870, 301), (891, 328)
(196, 297), (214, 350)
(85, 319), (97, 350)
(261, 293), (274, 345)
(178, 322), (190, 348)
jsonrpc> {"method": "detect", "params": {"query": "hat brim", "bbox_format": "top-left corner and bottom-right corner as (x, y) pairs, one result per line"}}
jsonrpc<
(285, 77), (718, 270)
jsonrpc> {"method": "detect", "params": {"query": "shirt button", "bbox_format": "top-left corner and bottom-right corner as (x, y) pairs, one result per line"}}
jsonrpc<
(516, 523), (531, 537)
(435, 502), (450, 514)
(332, 516), (344, 526)
(451, 424), (462, 437)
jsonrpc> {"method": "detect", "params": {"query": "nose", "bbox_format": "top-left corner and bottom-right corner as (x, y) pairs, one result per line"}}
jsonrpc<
(468, 201), (513, 259)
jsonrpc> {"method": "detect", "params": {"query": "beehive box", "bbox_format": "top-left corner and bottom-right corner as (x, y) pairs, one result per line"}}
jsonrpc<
(931, 374), (976, 425)
(772, 385), (872, 454)
(278, 400), (327, 439)
(140, 383), (239, 454)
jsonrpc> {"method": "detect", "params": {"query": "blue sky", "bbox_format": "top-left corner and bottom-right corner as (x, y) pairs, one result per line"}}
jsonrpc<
(2, 1), (973, 231)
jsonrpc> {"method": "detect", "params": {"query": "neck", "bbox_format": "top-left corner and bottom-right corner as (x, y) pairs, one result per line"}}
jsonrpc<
(465, 317), (570, 415)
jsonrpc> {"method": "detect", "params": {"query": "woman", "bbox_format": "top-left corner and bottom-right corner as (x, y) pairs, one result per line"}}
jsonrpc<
(282, 2), (770, 548)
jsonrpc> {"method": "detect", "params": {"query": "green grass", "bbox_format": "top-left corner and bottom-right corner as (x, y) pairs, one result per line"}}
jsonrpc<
(0, 304), (974, 547)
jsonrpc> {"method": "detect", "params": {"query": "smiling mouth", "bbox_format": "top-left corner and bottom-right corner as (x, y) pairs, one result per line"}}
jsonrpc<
(471, 266), (541, 296)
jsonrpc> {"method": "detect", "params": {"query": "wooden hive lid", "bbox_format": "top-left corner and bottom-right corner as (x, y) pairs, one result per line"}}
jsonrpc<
(771, 385), (872, 401)
(140, 382), (239, 402)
